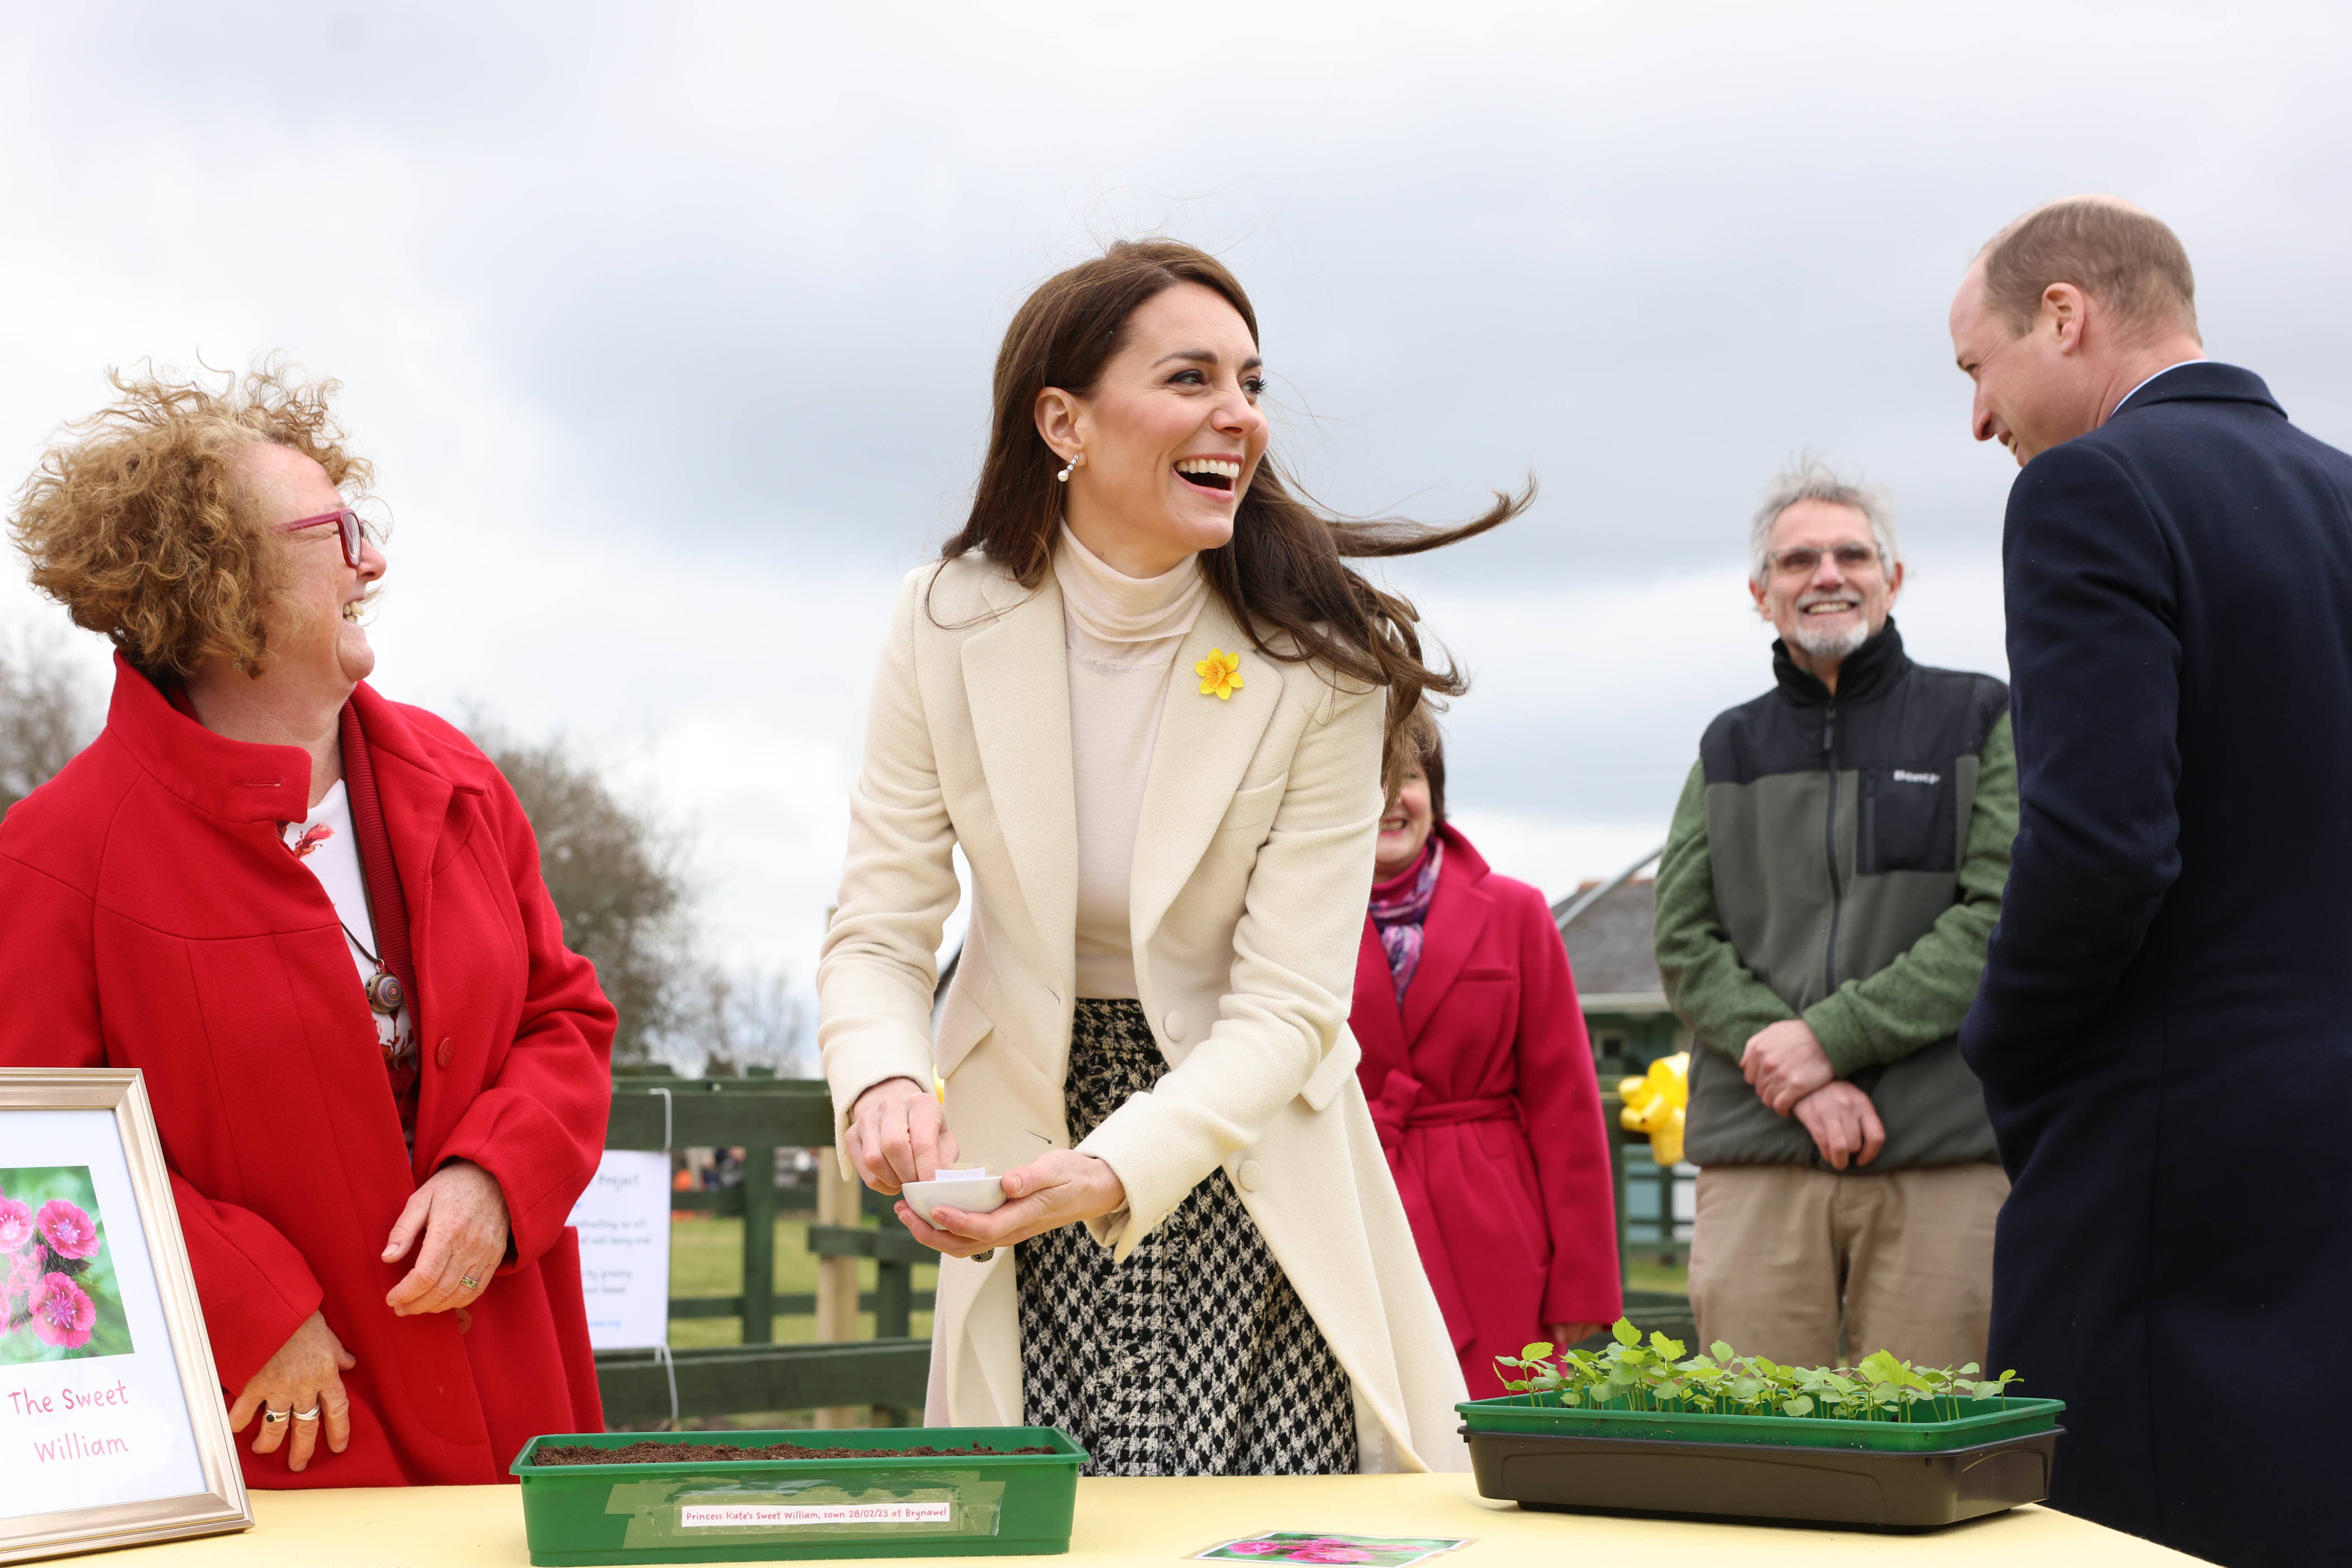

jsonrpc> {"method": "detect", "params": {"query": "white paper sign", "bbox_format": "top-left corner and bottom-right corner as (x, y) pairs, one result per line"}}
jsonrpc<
(565, 1150), (672, 1350)
(680, 1502), (956, 1528)
(0, 1110), (207, 1519)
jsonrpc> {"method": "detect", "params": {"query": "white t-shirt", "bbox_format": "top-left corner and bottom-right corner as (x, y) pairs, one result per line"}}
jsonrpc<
(281, 780), (417, 1080)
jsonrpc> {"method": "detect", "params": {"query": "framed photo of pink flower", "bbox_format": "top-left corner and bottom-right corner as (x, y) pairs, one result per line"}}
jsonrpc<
(0, 1165), (134, 1362)
(1193, 1535), (1474, 1568)
(1, 1068), (252, 1557)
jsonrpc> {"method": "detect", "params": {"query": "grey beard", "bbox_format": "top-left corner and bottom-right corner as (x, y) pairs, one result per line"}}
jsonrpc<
(1788, 616), (1874, 663)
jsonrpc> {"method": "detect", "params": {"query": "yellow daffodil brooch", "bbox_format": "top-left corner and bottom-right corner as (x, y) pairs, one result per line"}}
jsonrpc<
(1196, 647), (1245, 701)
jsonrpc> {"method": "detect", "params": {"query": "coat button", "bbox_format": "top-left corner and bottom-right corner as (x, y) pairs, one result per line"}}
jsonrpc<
(434, 1037), (454, 1070)
(1236, 1160), (1263, 1192)
(1165, 1011), (1186, 1041)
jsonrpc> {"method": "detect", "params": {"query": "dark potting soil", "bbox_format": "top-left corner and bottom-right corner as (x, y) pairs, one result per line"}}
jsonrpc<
(532, 1438), (1057, 1467)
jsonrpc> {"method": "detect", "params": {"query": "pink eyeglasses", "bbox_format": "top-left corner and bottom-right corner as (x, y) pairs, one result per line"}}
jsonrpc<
(276, 508), (379, 569)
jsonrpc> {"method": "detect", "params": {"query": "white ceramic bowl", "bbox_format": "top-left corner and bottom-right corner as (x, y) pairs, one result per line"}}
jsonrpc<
(900, 1174), (1008, 1227)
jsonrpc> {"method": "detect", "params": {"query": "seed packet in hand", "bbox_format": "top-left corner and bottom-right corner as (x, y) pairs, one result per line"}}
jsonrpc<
(1191, 1532), (1473, 1567)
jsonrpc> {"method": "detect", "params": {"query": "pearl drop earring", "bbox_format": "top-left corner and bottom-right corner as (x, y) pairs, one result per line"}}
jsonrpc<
(1056, 452), (1078, 482)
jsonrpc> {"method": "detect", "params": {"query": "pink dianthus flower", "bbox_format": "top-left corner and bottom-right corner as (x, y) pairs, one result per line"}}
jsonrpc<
(36, 1201), (98, 1261)
(3, 1247), (38, 1318)
(1, 1248), (37, 1323)
(0, 1197), (32, 1252)
(29, 1273), (95, 1349)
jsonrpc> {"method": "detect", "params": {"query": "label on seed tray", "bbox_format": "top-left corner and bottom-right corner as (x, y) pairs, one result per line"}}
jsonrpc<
(615, 1479), (1003, 1548)
(679, 1501), (958, 1528)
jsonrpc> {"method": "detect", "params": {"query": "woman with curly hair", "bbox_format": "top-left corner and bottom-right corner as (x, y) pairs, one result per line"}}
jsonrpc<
(820, 239), (1528, 1474)
(0, 367), (614, 1487)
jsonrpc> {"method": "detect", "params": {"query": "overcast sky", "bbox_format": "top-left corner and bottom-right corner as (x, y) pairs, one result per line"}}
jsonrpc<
(5, 0), (2349, 997)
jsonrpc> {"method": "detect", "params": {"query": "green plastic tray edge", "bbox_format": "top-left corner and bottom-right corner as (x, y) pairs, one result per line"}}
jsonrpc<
(511, 1425), (1088, 1478)
(525, 1538), (1072, 1565)
(1453, 1394), (2064, 1452)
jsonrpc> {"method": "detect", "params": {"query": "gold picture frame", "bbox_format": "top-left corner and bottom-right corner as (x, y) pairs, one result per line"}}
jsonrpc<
(0, 1069), (251, 1563)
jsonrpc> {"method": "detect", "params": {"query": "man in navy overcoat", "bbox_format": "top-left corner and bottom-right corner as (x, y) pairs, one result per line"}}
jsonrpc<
(1950, 197), (2352, 1568)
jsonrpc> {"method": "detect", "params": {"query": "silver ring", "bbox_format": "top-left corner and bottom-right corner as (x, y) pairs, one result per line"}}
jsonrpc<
(261, 1407), (291, 1425)
(293, 1406), (320, 1422)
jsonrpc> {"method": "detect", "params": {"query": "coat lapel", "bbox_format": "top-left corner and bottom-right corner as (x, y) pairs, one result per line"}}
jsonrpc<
(960, 575), (1079, 982)
(1129, 596), (1283, 947)
(1400, 842), (1492, 1041)
(1353, 919), (1423, 1154)
(350, 689), (463, 1175)
(1353, 922), (1410, 1078)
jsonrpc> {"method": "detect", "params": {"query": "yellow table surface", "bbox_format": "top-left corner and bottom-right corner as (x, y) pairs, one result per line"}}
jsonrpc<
(106, 1473), (2202, 1566)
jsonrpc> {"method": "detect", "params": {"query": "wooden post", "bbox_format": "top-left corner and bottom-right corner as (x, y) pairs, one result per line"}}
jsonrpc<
(812, 1149), (862, 1429)
(872, 1255), (914, 1429)
(741, 1144), (778, 1343)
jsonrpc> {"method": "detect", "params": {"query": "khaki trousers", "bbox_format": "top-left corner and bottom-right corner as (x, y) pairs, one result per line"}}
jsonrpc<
(1687, 1161), (2009, 1371)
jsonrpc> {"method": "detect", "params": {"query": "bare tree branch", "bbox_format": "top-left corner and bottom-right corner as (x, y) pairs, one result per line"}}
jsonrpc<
(0, 628), (102, 818)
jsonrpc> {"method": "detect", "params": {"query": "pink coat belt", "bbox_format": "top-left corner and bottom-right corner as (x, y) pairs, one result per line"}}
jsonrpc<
(1369, 1071), (1519, 1156)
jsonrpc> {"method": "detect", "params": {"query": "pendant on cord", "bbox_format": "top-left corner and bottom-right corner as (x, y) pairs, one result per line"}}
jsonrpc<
(342, 919), (405, 1016)
(363, 966), (405, 1016)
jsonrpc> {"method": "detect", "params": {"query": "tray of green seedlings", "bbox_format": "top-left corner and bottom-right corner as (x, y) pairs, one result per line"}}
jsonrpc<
(509, 1426), (1088, 1565)
(1456, 1320), (2064, 1530)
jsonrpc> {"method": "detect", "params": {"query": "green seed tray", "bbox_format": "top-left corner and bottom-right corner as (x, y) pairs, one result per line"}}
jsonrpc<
(509, 1426), (1088, 1565)
(1457, 1393), (2064, 1453)
(1461, 1423), (2062, 1530)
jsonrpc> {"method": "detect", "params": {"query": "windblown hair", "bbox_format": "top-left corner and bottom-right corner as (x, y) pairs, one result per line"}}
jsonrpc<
(1978, 197), (2199, 341)
(1748, 453), (1899, 587)
(938, 239), (1532, 792)
(9, 364), (370, 679)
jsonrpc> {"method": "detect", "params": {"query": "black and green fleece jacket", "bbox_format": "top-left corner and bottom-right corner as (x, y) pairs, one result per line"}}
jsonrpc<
(1653, 622), (2015, 1170)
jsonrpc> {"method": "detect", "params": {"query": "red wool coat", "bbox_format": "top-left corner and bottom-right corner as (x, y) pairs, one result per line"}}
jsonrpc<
(1351, 824), (1621, 1398)
(0, 656), (615, 1487)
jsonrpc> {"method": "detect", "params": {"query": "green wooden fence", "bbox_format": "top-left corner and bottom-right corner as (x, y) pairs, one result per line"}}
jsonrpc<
(591, 1077), (1693, 1426)
(593, 1079), (930, 1427)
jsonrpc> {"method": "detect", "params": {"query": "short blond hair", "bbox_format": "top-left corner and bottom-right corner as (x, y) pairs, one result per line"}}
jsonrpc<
(9, 364), (370, 678)
(1979, 197), (2198, 340)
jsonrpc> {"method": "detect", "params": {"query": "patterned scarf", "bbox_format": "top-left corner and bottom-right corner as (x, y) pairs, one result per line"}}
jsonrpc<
(1368, 838), (1443, 1002)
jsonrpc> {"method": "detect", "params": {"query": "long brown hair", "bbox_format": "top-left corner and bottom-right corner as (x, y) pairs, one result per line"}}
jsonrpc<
(938, 239), (1532, 791)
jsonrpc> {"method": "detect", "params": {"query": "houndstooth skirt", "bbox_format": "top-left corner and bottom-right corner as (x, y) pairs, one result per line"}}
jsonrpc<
(1017, 998), (1359, 1477)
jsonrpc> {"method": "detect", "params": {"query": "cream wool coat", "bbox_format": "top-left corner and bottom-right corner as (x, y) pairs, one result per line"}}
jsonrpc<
(818, 555), (1470, 1473)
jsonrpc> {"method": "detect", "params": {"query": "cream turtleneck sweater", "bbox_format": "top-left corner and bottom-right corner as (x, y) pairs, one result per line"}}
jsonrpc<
(1054, 525), (1209, 999)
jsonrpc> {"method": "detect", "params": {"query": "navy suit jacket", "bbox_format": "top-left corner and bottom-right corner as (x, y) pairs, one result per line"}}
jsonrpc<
(1960, 362), (2352, 1567)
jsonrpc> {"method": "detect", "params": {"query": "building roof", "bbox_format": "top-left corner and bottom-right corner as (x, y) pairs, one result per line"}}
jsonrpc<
(1560, 877), (1667, 1009)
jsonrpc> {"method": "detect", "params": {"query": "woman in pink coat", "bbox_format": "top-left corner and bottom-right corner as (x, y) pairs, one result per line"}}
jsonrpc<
(1351, 734), (1622, 1396)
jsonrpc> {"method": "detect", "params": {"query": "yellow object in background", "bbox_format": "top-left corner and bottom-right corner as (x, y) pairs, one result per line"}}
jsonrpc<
(1618, 1051), (1689, 1167)
(934, 1074), (948, 1105)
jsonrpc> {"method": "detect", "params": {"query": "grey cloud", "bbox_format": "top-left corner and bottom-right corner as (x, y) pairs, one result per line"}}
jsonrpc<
(26, 3), (2352, 587)
(9, 2), (2352, 885)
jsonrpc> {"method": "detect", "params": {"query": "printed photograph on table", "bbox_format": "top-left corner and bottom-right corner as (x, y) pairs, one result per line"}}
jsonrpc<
(1193, 1533), (1474, 1567)
(0, 1165), (135, 1364)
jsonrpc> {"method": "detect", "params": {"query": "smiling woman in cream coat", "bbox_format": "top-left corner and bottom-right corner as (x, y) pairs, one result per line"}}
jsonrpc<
(819, 240), (1530, 1476)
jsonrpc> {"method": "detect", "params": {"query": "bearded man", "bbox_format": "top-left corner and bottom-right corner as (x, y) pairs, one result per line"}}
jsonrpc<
(1951, 197), (2352, 1568)
(1654, 459), (2015, 1373)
